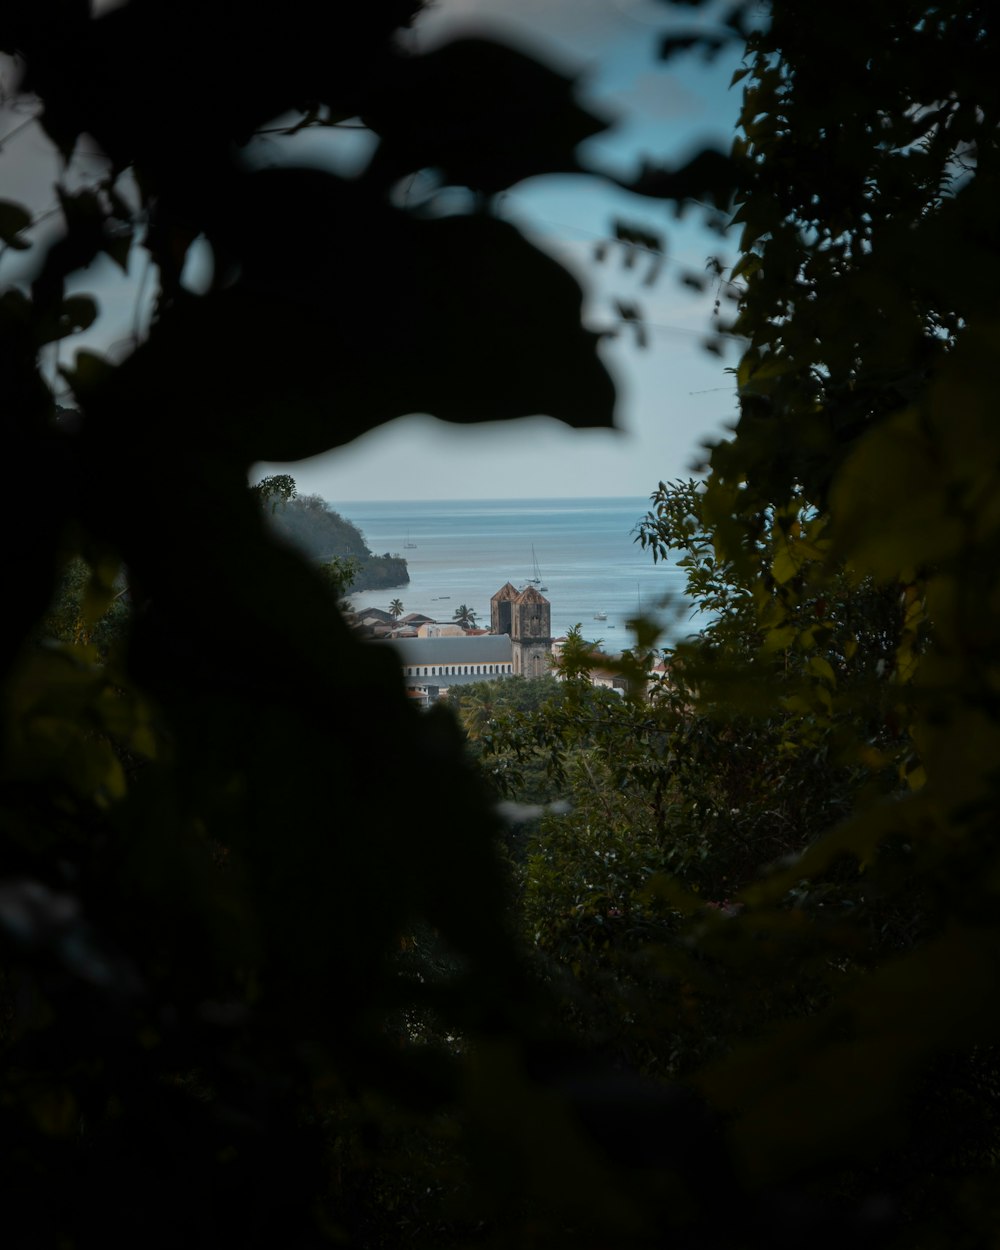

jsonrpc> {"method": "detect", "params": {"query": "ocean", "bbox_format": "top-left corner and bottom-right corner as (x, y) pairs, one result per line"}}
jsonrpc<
(342, 497), (698, 647)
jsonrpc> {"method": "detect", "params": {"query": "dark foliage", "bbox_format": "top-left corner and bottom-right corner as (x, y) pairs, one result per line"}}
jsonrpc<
(0, 3), (633, 1245)
(5, 1), (1000, 1246)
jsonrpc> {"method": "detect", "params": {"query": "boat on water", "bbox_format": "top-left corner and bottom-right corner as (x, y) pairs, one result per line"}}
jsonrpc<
(529, 545), (547, 591)
(594, 610), (608, 621)
(403, 529), (417, 549)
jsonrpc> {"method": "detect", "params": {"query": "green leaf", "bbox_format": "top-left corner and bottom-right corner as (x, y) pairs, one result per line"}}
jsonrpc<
(760, 623), (797, 653)
(730, 251), (760, 282)
(771, 536), (826, 585)
(830, 407), (964, 577)
(808, 655), (835, 684)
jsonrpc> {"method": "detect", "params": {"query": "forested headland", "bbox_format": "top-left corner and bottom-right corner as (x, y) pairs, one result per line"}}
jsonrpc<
(267, 491), (409, 591)
(3, 2), (1000, 1247)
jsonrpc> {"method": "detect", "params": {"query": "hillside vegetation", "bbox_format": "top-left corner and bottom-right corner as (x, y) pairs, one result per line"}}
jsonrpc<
(269, 493), (409, 591)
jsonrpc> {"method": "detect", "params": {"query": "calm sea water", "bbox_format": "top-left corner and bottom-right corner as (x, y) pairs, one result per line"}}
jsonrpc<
(343, 497), (697, 646)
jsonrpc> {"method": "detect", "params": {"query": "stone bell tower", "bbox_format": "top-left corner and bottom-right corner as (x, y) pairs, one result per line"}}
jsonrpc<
(490, 582), (521, 638)
(510, 585), (552, 678)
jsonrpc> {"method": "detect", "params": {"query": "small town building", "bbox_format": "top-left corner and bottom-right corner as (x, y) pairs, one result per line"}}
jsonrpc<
(378, 583), (557, 705)
(359, 608), (395, 625)
(383, 633), (514, 706)
(588, 666), (628, 694)
(417, 622), (466, 638)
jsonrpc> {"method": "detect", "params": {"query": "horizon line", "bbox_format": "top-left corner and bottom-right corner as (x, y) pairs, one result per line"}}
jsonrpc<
(322, 493), (655, 505)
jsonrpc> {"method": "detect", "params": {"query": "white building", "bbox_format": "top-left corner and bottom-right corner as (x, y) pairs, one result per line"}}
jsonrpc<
(417, 622), (466, 638)
(383, 634), (514, 706)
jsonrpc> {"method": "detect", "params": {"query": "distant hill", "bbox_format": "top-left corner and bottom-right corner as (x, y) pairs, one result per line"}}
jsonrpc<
(269, 495), (408, 591)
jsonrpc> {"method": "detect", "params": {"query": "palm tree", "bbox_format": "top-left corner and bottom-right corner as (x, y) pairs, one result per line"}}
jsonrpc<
(460, 683), (498, 741)
(452, 604), (478, 630)
(389, 598), (404, 620)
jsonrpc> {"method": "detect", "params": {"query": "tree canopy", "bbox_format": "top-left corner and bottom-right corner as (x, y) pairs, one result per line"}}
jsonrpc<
(265, 490), (409, 590)
(452, 603), (479, 630)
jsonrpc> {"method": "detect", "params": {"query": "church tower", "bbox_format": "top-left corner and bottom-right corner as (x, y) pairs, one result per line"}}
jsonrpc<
(490, 582), (521, 638)
(510, 585), (552, 678)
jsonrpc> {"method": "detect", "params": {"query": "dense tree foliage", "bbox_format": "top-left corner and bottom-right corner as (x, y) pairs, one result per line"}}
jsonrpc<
(684, 8), (1000, 1237)
(36, 553), (131, 655)
(0, 3), (625, 1245)
(266, 491), (409, 591)
(520, 5), (1000, 1243)
(447, 671), (618, 803)
(4, 0), (1000, 1246)
(490, 486), (898, 1028)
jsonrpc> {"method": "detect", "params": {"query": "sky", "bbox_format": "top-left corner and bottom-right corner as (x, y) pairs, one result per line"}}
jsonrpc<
(1, 0), (748, 502)
(275, 0), (748, 501)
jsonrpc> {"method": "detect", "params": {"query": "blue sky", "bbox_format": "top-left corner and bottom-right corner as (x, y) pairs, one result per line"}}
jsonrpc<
(1, 0), (748, 503)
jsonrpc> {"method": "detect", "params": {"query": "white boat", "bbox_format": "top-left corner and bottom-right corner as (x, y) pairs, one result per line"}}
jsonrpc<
(529, 545), (546, 590)
(594, 610), (607, 621)
(403, 529), (417, 549)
